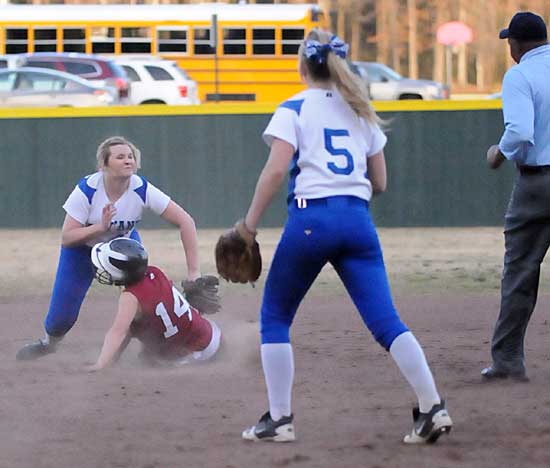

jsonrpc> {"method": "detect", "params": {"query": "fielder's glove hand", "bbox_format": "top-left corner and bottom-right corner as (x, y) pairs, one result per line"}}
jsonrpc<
(215, 219), (262, 284)
(181, 275), (221, 315)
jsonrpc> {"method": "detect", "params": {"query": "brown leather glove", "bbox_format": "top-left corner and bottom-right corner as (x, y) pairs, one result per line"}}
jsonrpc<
(181, 275), (221, 314)
(215, 219), (262, 284)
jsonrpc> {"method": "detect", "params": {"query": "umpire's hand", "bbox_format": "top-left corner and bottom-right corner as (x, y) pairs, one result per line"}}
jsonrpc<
(487, 145), (506, 169)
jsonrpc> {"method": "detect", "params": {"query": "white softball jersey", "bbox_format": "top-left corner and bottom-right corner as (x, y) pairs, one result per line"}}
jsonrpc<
(263, 88), (387, 202)
(62, 172), (171, 246)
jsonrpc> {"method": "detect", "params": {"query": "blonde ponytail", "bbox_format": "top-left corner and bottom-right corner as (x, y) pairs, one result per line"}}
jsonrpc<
(302, 28), (382, 126)
(326, 54), (381, 125)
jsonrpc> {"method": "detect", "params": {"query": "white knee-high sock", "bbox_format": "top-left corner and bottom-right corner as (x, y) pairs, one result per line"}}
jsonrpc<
(261, 343), (294, 421)
(389, 331), (441, 413)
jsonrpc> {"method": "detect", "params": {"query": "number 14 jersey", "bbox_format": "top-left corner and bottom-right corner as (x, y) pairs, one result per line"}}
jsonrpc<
(125, 266), (213, 360)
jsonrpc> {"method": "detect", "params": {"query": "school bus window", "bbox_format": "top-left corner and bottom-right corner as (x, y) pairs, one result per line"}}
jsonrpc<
(5, 28), (28, 54)
(193, 28), (214, 55)
(91, 26), (115, 54)
(63, 28), (86, 53)
(121, 27), (151, 54)
(252, 28), (275, 55)
(223, 28), (246, 55)
(282, 28), (304, 55)
(33, 28), (57, 52)
(157, 28), (187, 54)
(63, 28), (85, 40)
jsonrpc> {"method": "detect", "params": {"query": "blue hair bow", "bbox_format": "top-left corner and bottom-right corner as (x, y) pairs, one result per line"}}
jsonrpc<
(304, 35), (349, 65)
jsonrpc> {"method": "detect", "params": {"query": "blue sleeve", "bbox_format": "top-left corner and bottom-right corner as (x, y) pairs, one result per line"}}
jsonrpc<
(499, 68), (534, 161)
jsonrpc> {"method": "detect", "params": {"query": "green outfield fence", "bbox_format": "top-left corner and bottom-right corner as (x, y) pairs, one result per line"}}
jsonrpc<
(0, 100), (513, 229)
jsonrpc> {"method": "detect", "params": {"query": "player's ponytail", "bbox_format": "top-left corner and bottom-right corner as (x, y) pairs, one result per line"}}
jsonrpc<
(301, 29), (381, 126)
(327, 53), (381, 125)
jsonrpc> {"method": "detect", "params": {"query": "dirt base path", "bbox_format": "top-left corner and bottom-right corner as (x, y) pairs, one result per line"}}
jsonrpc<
(4, 291), (550, 468)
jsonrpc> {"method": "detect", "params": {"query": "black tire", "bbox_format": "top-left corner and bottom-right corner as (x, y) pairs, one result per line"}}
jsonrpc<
(399, 94), (423, 100)
(140, 100), (166, 105)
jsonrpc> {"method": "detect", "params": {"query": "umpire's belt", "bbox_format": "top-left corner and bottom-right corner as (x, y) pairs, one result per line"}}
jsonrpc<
(518, 165), (550, 175)
(292, 195), (369, 209)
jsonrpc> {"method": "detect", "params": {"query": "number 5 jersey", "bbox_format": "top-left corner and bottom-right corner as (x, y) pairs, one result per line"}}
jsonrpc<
(263, 88), (387, 203)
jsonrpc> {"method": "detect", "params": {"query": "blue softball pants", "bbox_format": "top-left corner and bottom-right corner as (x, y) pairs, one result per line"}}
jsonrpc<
(260, 196), (408, 351)
(44, 230), (141, 337)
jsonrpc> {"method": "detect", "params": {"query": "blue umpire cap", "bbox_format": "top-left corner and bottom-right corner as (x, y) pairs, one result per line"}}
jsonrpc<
(499, 12), (548, 41)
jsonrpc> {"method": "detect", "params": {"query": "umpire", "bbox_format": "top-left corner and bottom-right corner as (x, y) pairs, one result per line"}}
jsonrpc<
(483, 12), (550, 382)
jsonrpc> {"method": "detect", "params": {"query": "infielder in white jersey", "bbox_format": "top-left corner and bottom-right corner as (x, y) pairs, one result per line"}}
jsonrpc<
(240, 29), (453, 444)
(16, 136), (202, 361)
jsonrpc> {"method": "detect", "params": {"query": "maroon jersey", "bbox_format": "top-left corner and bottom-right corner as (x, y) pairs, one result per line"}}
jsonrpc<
(125, 266), (213, 360)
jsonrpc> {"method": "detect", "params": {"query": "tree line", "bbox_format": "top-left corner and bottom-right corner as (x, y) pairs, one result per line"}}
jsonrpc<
(316, 0), (550, 92)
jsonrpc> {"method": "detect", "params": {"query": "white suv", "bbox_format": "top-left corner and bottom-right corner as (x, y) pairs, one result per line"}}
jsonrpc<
(116, 58), (200, 105)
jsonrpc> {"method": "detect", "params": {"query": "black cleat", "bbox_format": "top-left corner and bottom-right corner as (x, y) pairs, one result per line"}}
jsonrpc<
(16, 339), (55, 361)
(242, 411), (295, 442)
(403, 400), (453, 444)
(481, 366), (529, 382)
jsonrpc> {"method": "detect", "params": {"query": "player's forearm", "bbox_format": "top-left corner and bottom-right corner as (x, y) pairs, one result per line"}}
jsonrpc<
(61, 223), (108, 247)
(93, 328), (128, 370)
(245, 166), (286, 231)
(179, 212), (201, 280)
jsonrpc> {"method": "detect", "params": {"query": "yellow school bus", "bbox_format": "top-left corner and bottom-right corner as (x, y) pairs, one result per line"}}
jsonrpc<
(0, 3), (326, 103)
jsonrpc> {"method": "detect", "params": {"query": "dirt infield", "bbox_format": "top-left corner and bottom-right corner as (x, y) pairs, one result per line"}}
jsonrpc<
(3, 228), (550, 468)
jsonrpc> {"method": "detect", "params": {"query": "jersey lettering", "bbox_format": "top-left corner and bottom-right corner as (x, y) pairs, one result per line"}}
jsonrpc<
(112, 220), (137, 231)
(154, 286), (192, 338)
(324, 128), (354, 175)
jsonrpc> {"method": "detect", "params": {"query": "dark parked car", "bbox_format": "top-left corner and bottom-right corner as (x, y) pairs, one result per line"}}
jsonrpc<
(353, 61), (449, 100)
(18, 52), (129, 102)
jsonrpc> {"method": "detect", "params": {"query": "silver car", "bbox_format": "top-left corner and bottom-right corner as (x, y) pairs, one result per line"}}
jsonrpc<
(353, 61), (449, 100)
(0, 67), (118, 107)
